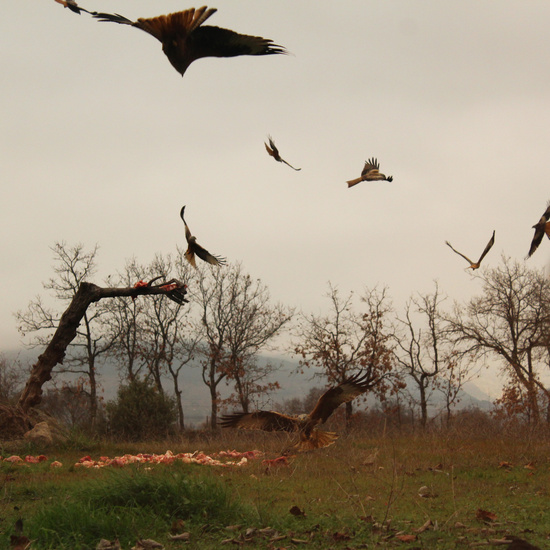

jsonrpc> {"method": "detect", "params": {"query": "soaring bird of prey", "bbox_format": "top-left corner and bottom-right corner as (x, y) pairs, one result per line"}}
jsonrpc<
(526, 202), (550, 258)
(347, 158), (393, 188)
(264, 136), (301, 171)
(180, 206), (226, 268)
(220, 372), (372, 452)
(58, 3), (287, 77)
(445, 230), (495, 270)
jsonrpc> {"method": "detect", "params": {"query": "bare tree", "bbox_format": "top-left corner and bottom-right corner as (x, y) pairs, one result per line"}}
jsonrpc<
(103, 251), (198, 431)
(15, 243), (116, 428)
(446, 257), (550, 425)
(102, 260), (148, 383)
(393, 283), (450, 428)
(15, 275), (187, 415)
(0, 354), (26, 404)
(293, 284), (396, 427)
(192, 262), (293, 429)
(436, 352), (477, 428)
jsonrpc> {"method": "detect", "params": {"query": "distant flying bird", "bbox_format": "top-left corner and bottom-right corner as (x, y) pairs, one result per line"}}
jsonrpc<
(264, 136), (301, 171)
(526, 202), (550, 258)
(347, 158), (393, 188)
(445, 230), (495, 270)
(220, 372), (372, 452)
(64, 4), (287, 77)
(180, 206), (226, 267)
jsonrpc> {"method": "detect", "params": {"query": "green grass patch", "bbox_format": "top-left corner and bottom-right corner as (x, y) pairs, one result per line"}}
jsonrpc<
(1, 434), (549, 548)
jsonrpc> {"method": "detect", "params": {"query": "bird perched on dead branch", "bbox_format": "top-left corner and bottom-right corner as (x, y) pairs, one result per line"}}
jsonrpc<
(180, 206), (226, 268)
(347, 158), (393, 188)
(220, 372), (372, 452)
(526, 202), (550, 258)
(60, 3), (287, 77)
(445, 230), (495, 270)
(264, 136), (301, 171)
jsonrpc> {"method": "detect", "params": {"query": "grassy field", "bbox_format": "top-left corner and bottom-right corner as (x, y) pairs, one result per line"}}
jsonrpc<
(1, 430), (549, 549)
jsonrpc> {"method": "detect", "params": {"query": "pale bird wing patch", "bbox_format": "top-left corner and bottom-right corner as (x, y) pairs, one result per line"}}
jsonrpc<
(445, 241), (475, 266)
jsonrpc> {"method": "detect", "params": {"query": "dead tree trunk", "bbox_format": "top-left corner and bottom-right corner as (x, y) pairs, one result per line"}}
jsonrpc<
(18, 279), (187, 413)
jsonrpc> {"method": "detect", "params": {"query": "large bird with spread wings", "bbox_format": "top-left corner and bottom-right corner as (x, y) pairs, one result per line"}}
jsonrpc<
(180, 206), (226, 268)
(527, 202), (550, 259)
(220, 372), (372, 452)
(56, 2), (287, 77)
(445, 230), (495, 270)
(264, 136), (301, 171)
(347, 158), (393, 188)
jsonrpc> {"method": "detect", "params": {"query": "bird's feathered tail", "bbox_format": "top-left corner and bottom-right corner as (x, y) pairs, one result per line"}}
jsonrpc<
(292, 430), (338, 452)
(347, 177), (363, 188)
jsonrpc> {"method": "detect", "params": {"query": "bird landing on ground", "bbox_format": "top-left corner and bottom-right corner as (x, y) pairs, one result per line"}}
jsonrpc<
(180, 206), (226, 268)
(445, 230), (495, 270)
(220, 371), (373, 453)
(347, 158), (393, 188)
(264, 136), (301, 171)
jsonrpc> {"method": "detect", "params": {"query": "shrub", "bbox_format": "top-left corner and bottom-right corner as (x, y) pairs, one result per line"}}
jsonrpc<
(105, 379), (177, 440)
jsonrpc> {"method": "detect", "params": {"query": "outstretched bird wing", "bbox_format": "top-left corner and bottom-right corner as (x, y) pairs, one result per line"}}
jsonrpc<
(92, 7), (217, 42)
(88, 7), (285, 76)
(220, 411), (301, 433)
(54, 0), (91, 15)
(180, 206), (226, 268)
(264, 136), (301, 170)
(445, 241), (475, 266)
(190, 26), (287, 58)
(475, 230), (495, 265)
(527, 203), (550, 258)
(361, 158), (381, 178)
(308, 372), (372, 425)
(191, 242), (226, 266)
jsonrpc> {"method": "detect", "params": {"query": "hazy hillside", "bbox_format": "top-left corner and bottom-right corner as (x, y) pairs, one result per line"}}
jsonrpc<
(5, 348), (493, 427)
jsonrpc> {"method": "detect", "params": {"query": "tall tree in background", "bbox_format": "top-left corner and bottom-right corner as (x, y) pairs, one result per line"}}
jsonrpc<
(103, 260), (147, 383)
(192, 262), (293, 428)
(393, 282), (451, 428)
(293, 284), (396, 427)
(15, 242), (116, 428)
(0, 354), (26, 404)
(446, 257), (550, 425)
(103, 251), (198, 430)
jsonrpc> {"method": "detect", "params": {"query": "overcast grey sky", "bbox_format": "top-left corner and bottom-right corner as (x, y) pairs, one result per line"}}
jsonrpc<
(2, 1), (550, 397)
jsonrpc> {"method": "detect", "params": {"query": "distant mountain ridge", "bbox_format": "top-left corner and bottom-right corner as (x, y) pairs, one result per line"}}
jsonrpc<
(5, 348), (493, 427)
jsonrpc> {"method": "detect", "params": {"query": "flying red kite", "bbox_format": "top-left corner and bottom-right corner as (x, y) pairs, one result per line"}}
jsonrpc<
(527, 202), (550, 258)
(57, 3), (287, 77)
(220, 372), (372, 452)
(445, 230), (495, 270)
(347, 158), (393, 188)
(180, 206), (226, 268)
(264, 136), (301, 171)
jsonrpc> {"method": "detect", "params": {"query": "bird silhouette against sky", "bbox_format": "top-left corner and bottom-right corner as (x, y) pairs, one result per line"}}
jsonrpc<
(445, 230), (495, 270)
(180, 206), (226, 268)
(220, 372), (372, 452)
(346, 158), (393, 188)
(526, 202), (550, 259)
(58, 3), (287, 77)
(264, 136), (301, 171)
